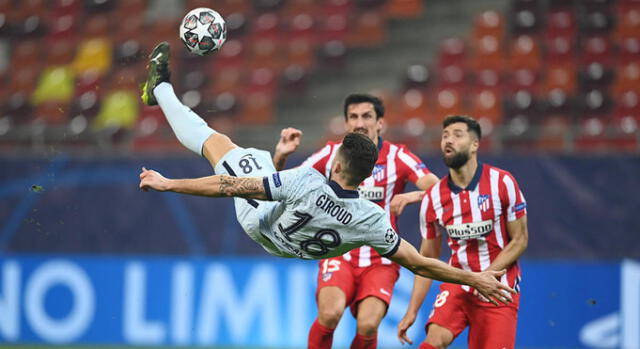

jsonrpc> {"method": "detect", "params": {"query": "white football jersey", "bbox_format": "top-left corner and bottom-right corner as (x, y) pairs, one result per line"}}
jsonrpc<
(258, 166), (400, 260)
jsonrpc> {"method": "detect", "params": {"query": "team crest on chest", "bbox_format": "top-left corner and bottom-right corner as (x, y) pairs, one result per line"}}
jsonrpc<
(372, 164), (386, 182)
(478, 194), (491, 212)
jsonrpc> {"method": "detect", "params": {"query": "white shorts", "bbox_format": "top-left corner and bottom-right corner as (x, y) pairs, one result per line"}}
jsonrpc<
(213, 147), (284, 257)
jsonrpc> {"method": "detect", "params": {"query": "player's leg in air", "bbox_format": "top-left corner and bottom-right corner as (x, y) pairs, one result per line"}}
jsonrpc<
(140, 41), (235, 169)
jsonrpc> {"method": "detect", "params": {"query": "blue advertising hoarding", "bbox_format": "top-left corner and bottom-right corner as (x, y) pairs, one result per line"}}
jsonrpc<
(0, 256), (638, 348)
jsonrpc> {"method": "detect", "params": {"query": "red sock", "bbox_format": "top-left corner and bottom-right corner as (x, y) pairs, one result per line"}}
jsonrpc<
(350, 332), (377, 349)
(419, 343), (437, 349)
(308, 319), (335, 349)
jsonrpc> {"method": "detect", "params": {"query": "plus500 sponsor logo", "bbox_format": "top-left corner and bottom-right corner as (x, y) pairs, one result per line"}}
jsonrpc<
(358, 187), (384, 201)
(445, 220), (493, 240)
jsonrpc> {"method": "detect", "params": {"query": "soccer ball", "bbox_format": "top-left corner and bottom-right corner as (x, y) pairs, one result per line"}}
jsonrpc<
(179, 8), (227, 56)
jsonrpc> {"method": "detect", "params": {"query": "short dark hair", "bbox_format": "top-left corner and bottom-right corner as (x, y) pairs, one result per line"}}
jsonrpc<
(343, 93), (385, 120)
(337, 132), (379, 186)
(443, 115), (482, 140)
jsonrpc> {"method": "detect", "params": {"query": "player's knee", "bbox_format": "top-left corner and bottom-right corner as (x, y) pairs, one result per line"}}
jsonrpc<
(356, 318), (380, 336)
(425, 324), (454, 349)
(317, 305), (344, 328)
(425, 332), (453, 348)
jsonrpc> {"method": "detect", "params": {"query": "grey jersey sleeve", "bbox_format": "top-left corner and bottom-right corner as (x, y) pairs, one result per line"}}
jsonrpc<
(262, 167), (315, 202)
(365, 213), (401, 257)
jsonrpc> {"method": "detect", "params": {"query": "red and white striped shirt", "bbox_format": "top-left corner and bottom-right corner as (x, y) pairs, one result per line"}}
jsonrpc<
(420, 163), (527, 291)
(302, 138), (431, 268)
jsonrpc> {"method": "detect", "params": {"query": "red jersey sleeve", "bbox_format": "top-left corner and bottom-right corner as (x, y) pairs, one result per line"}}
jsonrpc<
(419, 190), (440, 239)
(300, 143), (333, 176)
(499, 170), (527, 222)
(396, 145), (431, 184)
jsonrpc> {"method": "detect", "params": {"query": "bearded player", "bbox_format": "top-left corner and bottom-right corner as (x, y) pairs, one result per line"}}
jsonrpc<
(397, 115), (529, 349)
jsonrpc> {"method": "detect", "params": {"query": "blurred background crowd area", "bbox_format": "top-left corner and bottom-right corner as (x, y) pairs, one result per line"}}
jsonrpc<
(0, 0), (639, 155)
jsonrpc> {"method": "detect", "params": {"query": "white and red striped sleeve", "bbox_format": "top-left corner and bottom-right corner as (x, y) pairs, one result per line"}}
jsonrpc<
(500, 171), (527, 222)
(300, 143), (333, 174)
(396, 145), (431, 184)
(419, 191), (439, 240)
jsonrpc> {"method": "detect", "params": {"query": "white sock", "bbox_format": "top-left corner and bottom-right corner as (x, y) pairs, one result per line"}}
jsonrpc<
(153, 82), (215, 156)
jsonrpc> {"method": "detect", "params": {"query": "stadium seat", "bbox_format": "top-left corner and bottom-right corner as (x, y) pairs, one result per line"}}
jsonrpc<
(285, 12), (316, 42)
(348, 10), (386, 47)
(574, 116), (610, 152)
(434, 87), (466, 119)
(213, 39), (245, 71)
(578, 62), (613, 91)
(577, 89), (612, 118)
(579, 35), (615, 67)
(618, 36), (640, 65)
(505, 90), (539, 120)
(280, 64), (309, 96)
(251, 12), (281, 40)
(470, 88), (503, 125)
(318, 40), (347, 69)
(437, 37), (467, 69)
(33, 100), (70, 125)
(45, 38), (76, 65)
(615, 6), (640, 40)
(72, 38), (113, 77)
(384, 0), (425, 19)
(544, 8), (577, 38)
(31, 66), (75, 106)
(239, 91), (275, 124)
(468, 34), (505, 71)
(508, 68), (540, 94)
(92, 89), (139, 130)
(543, 35), (576, 65)
(542, 88), (575, 119)
(537, 115), (571, 151)
(247, 38), (284, 71)
(286, 38), (316, 69)
(579, 7), (614, 34)
(253, 0), (285, 12)
(612, 62), (640, 95)
(206, 66), (244, 96)
(323, 0), (354, 17)
(225, 12), (249, 39)
(318, 12), (349, 43)
(438, 65), (466, 89)
(543, 64), (577, 94)
(247, 67), (278, 94)
(472, 10), (505, 40)
(508, 35), (542, 71)
(46, 12), (78, 41)
(84, 14), (110, 38)
(397, 88), (430, 123)
(510, 8), (541, 34)
(403, 63), (432, 90)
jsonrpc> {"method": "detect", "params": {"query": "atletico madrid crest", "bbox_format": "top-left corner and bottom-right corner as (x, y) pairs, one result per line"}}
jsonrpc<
(478, 194), (491, 212)
(372, 164), (386, 182)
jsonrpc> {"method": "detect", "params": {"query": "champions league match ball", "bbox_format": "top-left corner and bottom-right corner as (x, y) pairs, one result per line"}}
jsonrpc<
(179, 8), (227, 56)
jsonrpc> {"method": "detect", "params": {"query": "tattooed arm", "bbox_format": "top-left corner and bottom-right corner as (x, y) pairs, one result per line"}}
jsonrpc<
(139, 167), (268, 200)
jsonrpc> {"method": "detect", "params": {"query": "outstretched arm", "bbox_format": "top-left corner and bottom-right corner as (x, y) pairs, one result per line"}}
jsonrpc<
(390, 173), (438, 216)
(397, 236), (441, 345)
(139, 167), (268, 200)
(388, 239), (515, 305)
(273, 127), (303, 171)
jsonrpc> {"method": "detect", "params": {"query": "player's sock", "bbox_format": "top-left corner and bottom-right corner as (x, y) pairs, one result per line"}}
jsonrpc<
(153, 82), (215, 156)
(350, 332), (377, 349)
(308, 319), (335, 349)
(418, 342), (437, 349)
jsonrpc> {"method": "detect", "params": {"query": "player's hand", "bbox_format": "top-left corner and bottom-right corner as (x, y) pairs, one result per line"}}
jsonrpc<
(390, 192), (421, 216)
(397, 311), (417, 345)
(472, 269), (516, 306)
(139, 167), (171, 192)
(275, 127), (303, 157)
